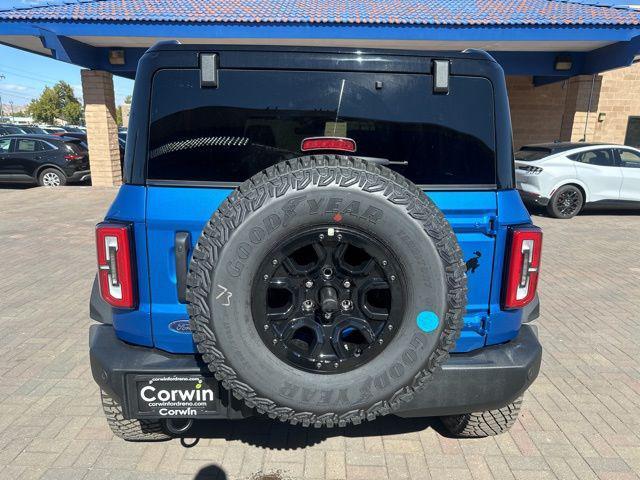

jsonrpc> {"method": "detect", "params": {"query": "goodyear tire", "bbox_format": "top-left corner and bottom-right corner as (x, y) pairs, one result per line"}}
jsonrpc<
(187, 155), (467, 427)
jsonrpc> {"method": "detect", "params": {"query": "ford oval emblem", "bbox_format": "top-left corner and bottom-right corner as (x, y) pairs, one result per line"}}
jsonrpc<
(168, 320), (191, 334)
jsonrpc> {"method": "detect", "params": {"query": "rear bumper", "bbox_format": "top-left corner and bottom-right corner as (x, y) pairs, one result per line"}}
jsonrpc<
(90, 323), (542, 420)
(518, 189), (549, 207)
(67, 169), (91, 182)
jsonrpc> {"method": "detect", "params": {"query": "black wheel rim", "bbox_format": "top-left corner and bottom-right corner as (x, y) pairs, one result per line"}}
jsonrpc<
(252, 226), (405, 374)
(556, 189), (580, 216)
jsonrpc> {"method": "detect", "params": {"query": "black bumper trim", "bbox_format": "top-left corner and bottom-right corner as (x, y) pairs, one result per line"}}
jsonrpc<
(67, 169), (91, 182)
(518, 189), (549, 207)
(90, 324), (541, 420)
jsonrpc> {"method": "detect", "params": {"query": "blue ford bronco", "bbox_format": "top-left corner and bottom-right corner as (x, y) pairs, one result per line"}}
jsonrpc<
(89, 43), (542, 441)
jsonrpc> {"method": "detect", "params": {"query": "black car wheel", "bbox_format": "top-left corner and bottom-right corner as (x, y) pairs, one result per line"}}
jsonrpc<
(38, 168), (67, 187)
(187, 155), (467, 427)
(546, 185), (583, 219)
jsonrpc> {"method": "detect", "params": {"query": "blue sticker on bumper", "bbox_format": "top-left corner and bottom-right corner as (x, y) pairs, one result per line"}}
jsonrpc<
(417, 311), (439, 333)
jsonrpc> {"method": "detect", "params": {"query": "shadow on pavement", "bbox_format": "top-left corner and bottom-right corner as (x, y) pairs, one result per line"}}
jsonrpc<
(194, 464), (228, 480)
(179, 415), (443, 450)
(528, 205), (640, 218)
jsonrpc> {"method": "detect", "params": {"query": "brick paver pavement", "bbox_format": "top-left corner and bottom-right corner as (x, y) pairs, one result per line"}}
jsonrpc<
(1, 186), (639, 480)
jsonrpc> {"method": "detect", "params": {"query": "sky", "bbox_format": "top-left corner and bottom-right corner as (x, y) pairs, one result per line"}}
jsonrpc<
(0, 0), (133, 112)
(0, 45), (134, 112)
(0, 0), (636, 112)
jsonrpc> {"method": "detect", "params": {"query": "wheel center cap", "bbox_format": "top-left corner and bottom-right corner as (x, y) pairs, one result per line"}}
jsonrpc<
(319, 286), (339, 313)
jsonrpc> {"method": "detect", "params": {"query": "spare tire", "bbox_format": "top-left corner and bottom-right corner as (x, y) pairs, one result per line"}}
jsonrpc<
(187, 155), (467, 427)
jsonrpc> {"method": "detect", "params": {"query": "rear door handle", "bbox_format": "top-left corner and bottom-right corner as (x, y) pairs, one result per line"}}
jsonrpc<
(175, 232), (191, 303)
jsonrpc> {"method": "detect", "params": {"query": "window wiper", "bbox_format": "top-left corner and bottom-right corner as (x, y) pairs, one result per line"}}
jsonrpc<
(356, 156), (408, 166)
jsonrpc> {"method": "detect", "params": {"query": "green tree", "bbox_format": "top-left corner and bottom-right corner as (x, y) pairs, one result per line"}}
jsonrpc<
(116, 106), (123, 127)
(124, 94), (132, 104)
(27, 81), (83, 124)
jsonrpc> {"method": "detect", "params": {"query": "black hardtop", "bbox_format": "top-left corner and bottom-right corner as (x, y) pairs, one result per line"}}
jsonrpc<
(141, 43), (501, 77)
(125, 44), (514, 189)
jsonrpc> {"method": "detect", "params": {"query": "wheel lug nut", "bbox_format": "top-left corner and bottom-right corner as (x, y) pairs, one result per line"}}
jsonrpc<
(382, 260), (388, 266)
(390, 275), (396, 281)
(388, 324), (393, 330)
(334, 362), (339, 368)
(305, 280), (314, 288)
(319, 234), (325, 241)
(378, 338), (384, 344)
(263, 274), (269, 280)
(264, 324), (269, 330)
(302, 300), (315, 312)
(271, 259), (278, 266)
(322, 267), (333, 280)
(341, 299), (353, 311)
(273, 339), (278, 344)
(316, 362), (322, 368)
(342, 279), (351, 289)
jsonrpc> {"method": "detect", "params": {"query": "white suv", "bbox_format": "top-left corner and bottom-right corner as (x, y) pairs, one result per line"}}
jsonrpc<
(515, 143), (640, 218)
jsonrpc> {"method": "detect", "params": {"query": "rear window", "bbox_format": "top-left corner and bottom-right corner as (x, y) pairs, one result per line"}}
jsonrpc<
(65, 140), (86, 154)
(147, 69), (496, 186)
(515, 148), (551, 162)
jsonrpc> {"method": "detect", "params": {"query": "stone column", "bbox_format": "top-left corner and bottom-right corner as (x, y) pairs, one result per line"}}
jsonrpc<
(81, 70), (122, 187)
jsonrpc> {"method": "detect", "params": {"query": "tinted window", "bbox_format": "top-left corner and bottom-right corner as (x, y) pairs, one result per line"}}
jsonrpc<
(15, 139), (51, 153)
(619, 149), (640, 168)
(573, 149), (616, 167)
(148, 69), (496, 185)
(20, 126), (46, 134)
(624, 116), (640, 148)
(515, 148), (550, 162)
(0, 138), (11, 153)
(0, 125), (24, 134)
(65, 141), (86, 154)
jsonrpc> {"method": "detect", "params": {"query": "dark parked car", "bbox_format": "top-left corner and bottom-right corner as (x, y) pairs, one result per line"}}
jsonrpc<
(0, 124), (25, 135)
(18, 125), (48, 135)
(0, 134), (90, 186)
(62, 126), (85, 133)
(56, 131), (125, 162)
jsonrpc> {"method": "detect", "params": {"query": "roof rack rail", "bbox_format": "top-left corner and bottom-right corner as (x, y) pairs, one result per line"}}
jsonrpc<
(149, 40), (182, 51)
(462, 49), (497, 63)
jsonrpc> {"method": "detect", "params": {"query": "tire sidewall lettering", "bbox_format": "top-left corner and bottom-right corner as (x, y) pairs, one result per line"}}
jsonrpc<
(225, 194), (385, 278)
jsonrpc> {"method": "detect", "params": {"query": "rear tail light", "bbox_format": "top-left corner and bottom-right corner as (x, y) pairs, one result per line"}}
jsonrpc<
(517, 165), (543, 175)
(64, 154), (83, 161)
(301, 137), (356, 153)
(96, 222), (137, 308)
(502, 226), (542, 310)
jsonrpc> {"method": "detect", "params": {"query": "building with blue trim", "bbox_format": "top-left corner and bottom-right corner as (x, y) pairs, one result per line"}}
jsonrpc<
(1, 0), (639, 185)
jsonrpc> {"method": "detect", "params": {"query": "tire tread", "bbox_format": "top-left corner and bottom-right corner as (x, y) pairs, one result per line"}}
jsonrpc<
(441, 397), (523, 438)
(187, 155), (467, 427)
(100, 389), (170, 441)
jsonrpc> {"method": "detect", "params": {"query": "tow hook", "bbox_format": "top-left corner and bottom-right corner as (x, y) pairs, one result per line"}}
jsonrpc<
(165, 418), (194, 435)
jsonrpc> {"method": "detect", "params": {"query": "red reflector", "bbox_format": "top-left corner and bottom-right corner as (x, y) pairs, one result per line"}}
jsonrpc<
(502, 226), (542, 310)
(301, 137), (356, 153)
(96, 222), (137, 309)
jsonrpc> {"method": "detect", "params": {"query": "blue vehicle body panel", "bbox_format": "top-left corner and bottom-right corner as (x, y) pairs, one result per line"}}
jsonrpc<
(485, 190), (532, 345)
(145, 186), (233, 353)
(426, 191), (496, 352)
(121, 186), (532, 354)
(103, 185), (154, 347)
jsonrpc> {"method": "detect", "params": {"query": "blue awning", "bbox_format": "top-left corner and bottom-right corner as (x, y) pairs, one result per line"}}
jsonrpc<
(1, 0), (639, 81)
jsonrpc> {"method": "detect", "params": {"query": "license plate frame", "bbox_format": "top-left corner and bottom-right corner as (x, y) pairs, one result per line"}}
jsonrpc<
(127, 374), (219, 419)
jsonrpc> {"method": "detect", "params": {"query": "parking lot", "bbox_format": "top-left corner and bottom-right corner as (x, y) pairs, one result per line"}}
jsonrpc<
(0, 186), (639, 480)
